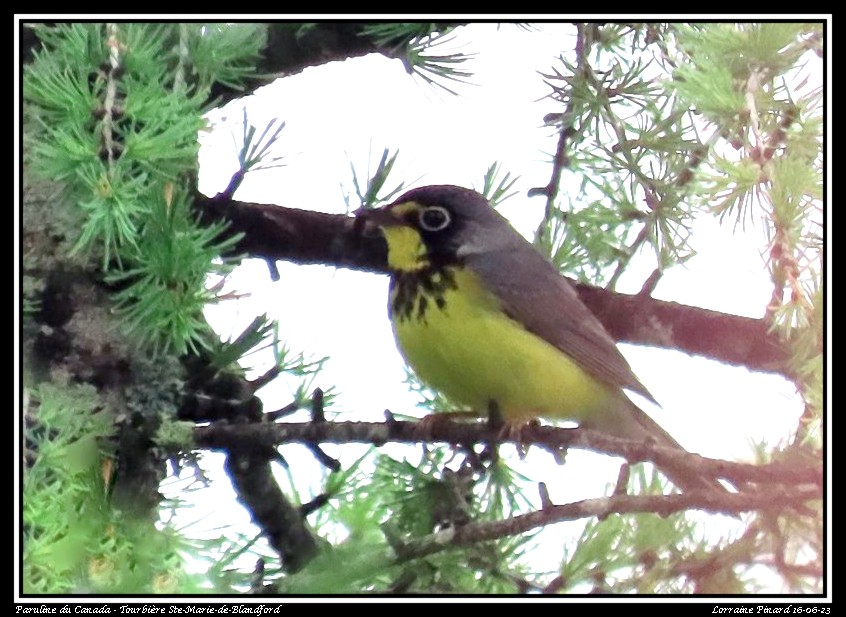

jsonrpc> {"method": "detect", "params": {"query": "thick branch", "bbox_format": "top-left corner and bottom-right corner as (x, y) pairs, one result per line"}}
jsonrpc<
(194, 192), (794, 377)
(211, 23), (404, 104)
(225, 449), (318, 573)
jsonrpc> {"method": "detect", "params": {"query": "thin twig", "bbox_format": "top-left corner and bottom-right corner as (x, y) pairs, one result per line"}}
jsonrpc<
(531, 23), (590, 239)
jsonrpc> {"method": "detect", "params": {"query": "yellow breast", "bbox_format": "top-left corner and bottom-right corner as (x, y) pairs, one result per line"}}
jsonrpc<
(390, 267), (616, 423)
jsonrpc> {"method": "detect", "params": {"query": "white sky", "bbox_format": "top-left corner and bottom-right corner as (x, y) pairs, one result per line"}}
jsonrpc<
(179, 22), (818, 592)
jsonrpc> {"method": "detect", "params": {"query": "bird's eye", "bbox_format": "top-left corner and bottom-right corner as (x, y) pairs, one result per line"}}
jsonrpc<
(418, 206), (451, 232)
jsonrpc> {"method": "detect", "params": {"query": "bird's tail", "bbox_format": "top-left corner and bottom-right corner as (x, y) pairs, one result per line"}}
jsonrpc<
(597, 394), (728, 494)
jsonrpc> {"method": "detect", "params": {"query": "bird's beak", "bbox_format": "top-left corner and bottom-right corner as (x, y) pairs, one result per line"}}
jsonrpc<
(353, 205), (407, 238)
(354, 205), (406, 226)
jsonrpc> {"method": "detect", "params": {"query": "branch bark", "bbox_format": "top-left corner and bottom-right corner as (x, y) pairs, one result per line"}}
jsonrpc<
(225, 449), (318, 573)
(194, 419), (823, 490)
(391, 485), (820, 564)
(195, 417), (821, 570)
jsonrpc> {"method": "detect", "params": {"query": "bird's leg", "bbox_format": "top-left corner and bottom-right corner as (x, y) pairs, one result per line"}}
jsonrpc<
(486, 400), (540, 459)
(486, 399), (506, 432)
(474, 400), (502, 464)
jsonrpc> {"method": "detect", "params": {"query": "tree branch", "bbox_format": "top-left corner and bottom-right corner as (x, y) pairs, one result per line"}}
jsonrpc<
(224, 448), (318, 573)
(193, 419), (823, 490)
(391, 485), (819, 564)
(210, 22), (468, 105)
(209, 23), (398, 104)
(193, 191), (794, 377)
(21, 22), (468, 106)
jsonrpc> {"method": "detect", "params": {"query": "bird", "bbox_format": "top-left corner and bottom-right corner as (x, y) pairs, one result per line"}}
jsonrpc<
(355, 184), (724, 493)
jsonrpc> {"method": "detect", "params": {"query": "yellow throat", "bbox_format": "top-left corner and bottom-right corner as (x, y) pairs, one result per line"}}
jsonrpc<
(381, 223), (617, 425)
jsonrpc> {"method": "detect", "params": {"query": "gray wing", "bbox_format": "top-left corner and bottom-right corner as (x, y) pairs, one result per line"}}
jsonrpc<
(466, 247), (657, 404)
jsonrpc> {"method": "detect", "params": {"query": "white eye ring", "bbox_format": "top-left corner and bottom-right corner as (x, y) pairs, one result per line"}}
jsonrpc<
(418, 206), (451, 231)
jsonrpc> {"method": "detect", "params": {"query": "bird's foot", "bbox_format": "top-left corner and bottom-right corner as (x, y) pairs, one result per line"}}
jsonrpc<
(485, 401), (540, 459)
(498, 419), (542, 459)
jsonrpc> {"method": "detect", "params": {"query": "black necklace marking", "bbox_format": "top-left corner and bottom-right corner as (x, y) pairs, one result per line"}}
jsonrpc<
(391, 266), (458, 323)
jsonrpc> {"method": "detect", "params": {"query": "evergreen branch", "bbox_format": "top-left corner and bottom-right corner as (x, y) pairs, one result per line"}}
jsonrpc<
(529, 23), (588, 226)
(206, 314), (276, 371)
(390, 486), (819, 564)
(359, 23), (455, 49)
(107, 184), (241, 355)
(362, 24), (476, 96)
(22, 23), (473, 105)
(606, 216), (652, 289)
(479, 162), (519, 208)
(534, 24), (722, 288)
(237, 110), (286, 175)
(172, 23), (190, 94)
(194, 420), (822, 491)
(405, 45), (476, 96)
(345, 147), (407, 210)
(99, 23), (123, 169)
(187, 23), (267, 94)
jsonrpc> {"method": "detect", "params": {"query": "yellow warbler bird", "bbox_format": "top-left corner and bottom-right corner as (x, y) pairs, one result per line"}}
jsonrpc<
(356, 185), (723, 492)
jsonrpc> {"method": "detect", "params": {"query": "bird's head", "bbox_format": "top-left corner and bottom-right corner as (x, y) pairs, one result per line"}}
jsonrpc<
(355, 185), (519, 273)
